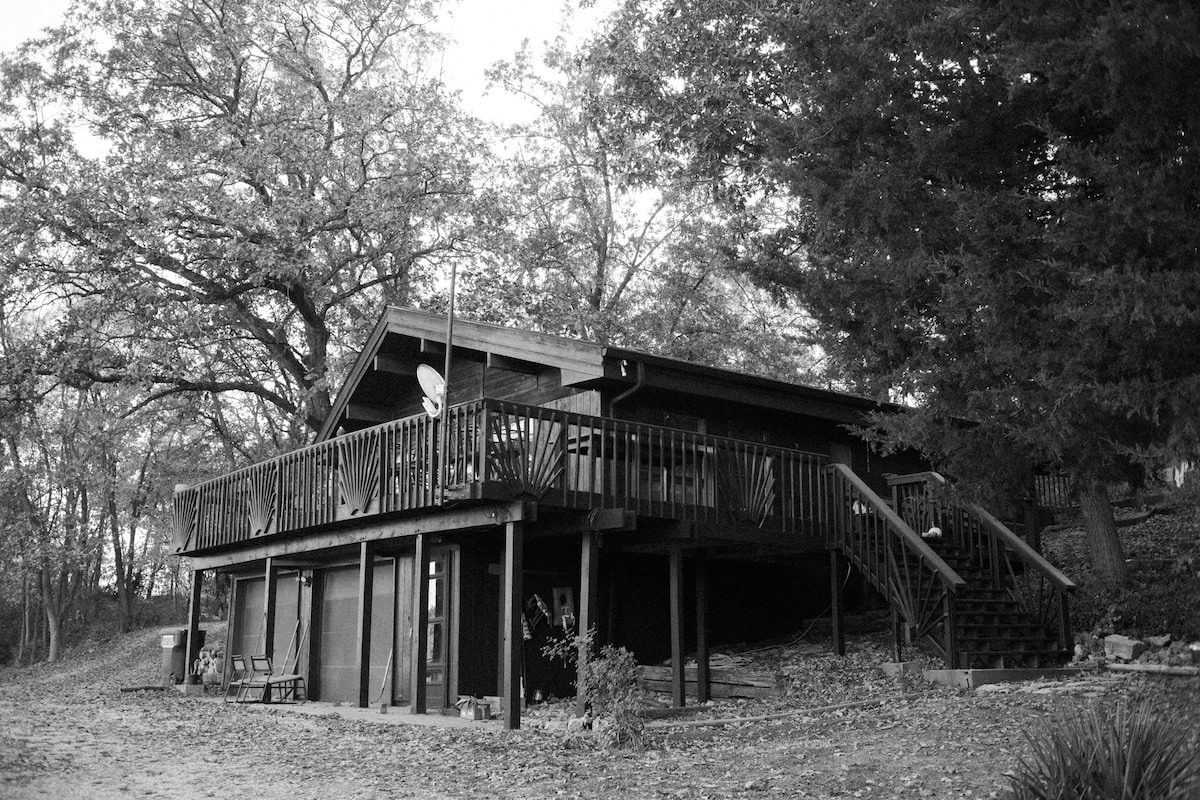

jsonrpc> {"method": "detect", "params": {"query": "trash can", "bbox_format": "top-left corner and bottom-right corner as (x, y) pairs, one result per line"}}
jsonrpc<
(160, 628), (205, 686)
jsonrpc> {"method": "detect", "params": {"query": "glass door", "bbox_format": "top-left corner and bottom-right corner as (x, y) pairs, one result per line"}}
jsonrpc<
(425, 552), (448, 708)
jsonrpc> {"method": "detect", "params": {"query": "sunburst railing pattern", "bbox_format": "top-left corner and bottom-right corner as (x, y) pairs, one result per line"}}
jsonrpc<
(337, 429), (380, 515)
(245, 462), (277, 536)
(825, 463), (965, 665)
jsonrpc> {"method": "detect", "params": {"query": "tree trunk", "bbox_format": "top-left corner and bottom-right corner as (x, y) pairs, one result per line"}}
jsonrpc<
(41, 566), (63, 662)
(1079, 479), (1127, 583)
(19, 574), (36, 664)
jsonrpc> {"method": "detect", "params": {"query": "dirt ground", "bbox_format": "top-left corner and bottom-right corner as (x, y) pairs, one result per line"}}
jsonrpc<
(2, 628), (1197, 800)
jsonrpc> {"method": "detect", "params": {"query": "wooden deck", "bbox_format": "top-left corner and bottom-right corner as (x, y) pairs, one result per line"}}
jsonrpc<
(172, 399), (828, 556)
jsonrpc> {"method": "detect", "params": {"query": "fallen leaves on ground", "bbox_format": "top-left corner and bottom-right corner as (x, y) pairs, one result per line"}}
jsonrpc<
(3, 626), (1199, 800)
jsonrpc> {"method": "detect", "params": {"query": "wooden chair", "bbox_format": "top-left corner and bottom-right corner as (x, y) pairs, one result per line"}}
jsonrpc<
(223, 654), (267, 703)
(248, 654), (307, 703)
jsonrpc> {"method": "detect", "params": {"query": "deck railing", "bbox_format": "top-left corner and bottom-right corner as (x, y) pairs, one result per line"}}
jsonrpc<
(888, 472), (1075, 650)
(825, 464), (965, 666)
(173, 399), (828, 554)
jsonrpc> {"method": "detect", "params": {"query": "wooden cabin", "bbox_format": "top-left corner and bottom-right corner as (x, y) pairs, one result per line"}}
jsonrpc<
(172, 307), (1073, 728)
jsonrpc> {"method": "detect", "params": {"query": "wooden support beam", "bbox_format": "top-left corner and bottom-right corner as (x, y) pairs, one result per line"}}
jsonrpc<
(669, 547), (685, 708)
(830, 549), (846, 656)
(188, 504), (519, 570)
(356, 541), (375, 708)
(420, 339), (445, 357)
(410, 534), (430, 715)
(185, 569), (204, 682)
(694, 549), (710, 704)
(503, 519), (524, 730)
(560, 367), (604, 387)
(374, 353), (416, 376)
(486, 352), (541, 374)
(263, 557), (277, 660)
(346, 403), (393, 424)
(575, 531), (599, 717)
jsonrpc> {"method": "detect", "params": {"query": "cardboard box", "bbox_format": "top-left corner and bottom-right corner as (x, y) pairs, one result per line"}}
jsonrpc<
(460, 701), (490, 720)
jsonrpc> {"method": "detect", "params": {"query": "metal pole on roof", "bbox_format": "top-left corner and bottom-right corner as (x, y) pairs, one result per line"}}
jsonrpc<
(437, 261), (457, 505)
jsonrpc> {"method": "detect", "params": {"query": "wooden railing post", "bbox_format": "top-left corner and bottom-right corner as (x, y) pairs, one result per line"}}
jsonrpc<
(944, 592), (959, 669)
(1057, 591), (1071, 651)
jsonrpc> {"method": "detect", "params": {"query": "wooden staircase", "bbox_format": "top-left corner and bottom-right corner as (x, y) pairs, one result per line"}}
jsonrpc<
(825, 466), (1075, 670)
(931, 541), (1070, 668)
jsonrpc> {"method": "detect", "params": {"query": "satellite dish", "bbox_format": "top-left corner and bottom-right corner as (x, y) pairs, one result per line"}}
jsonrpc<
(417, 364), (446, 418)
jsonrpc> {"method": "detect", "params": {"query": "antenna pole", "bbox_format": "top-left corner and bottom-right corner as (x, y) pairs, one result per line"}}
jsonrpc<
(437, 261), (458, 505)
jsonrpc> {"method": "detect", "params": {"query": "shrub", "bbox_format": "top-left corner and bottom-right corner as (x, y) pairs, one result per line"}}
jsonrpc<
(1005, 699), (1200, 800)
(1071, 572), (1200, 641)
(544, 629), (645, 750)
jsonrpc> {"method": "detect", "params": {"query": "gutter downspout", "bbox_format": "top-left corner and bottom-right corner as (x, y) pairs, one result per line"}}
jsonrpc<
(608, 359), (645, 417)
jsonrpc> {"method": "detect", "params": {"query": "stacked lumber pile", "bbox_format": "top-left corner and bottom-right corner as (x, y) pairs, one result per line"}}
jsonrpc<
(638, 654), (785, 699)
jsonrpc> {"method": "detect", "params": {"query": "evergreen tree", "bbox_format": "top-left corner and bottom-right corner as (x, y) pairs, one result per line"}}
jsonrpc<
(601, 0), (1200, 581)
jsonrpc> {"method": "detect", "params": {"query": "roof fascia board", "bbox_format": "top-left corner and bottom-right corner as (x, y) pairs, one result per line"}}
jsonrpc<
(316, 311), (395, 442)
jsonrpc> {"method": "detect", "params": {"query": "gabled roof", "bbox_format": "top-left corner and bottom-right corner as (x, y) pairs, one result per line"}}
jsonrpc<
(316, 306), (894, 442)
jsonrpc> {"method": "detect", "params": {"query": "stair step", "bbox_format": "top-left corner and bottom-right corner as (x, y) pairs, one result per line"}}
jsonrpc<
(956, 636), (1059, 651)
(957, 625), (1052, 639)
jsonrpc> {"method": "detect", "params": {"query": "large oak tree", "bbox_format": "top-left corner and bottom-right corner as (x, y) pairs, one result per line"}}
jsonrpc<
(1, 0), (482, 442)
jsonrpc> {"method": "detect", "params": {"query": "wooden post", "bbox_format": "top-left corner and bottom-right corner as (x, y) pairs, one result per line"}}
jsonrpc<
(356, 541), (375, 708)
(891, 605), (904, 663)
(943, 593), (958, 669)
(184, 569), (204, 680)
(262, 557), (276, 659)
(669, 547), (685, 708)
(1058, 592), (1071, 651)
(575, 531), (599, 717)
(829, 549), (846, 656)
(694, 549), (710, 704)
(410, 533), (430, 714)
(503, 520), (524, 730)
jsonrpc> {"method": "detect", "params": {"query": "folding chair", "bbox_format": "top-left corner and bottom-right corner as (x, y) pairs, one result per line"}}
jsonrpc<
(249, 654), (307, 703)
(223, 654), (267, 703)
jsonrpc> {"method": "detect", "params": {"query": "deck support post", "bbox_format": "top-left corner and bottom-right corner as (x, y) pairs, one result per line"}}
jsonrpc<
(185, 569), (204, 681)
(694, 549), (710, 704)
(891, 606), (905, 663)
(410, 533), (431, 714)
(575, 531), (599, 718)
(263, 557), (277, 660)
(356, 541), (375, 708)
(829, 549), (846, 656)
(669, 547), (685, 708)
(503, 519), (525, 730)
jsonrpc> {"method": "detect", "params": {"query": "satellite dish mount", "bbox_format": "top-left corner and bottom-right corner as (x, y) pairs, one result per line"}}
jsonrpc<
(417, 364), (446, 419)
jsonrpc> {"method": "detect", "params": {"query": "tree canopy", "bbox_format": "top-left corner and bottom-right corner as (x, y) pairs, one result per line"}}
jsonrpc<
(2, 0), (482, 442)
(599, 0), (1200, 580)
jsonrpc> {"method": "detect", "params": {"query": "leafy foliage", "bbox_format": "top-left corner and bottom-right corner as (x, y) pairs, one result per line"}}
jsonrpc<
(1, 0), (482, 437)
(544, 628), (644, 749)
(1043, 500), (1200, 640)
(599, 0), (1200, 580)
(1006, 699), (1200, 800)
(475, 24), (819, 380)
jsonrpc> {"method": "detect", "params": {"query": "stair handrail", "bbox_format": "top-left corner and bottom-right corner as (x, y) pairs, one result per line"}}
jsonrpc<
(889, 470), (1075, 655)
(826, 464), (965, 591)
(965, 501), (1076, 591)
(904, 471), (1075, 592)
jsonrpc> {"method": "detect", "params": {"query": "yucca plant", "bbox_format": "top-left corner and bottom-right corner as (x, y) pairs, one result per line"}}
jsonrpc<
(1006, 698), (1200, 800)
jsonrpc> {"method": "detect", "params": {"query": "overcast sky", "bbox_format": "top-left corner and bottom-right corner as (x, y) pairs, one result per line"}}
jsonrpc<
(0, 0), (612, 123)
